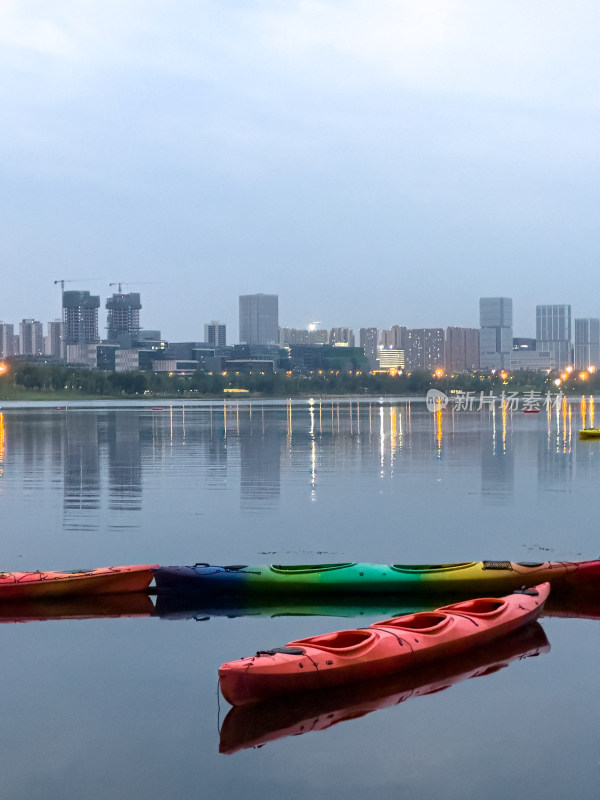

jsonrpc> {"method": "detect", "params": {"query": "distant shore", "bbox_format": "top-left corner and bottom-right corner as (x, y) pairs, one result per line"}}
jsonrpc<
(0, 362), (592, 402)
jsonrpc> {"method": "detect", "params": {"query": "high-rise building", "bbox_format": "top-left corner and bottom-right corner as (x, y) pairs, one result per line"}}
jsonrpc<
(479, 297), (512, 370)
(445, 327), (480, 372)
(405, 329), (445, 371)
(63, 290), (100, 345)
(239, 294), (279, 345)
(574, 318), (600, 371)
(359, 328), (379, 370)
(106, 291), (141, 343)
(19, 319), (44, 355)
(329, 328), (355, 347)
(45, 319), (63, 358)
(380, 325), (407, 351)
(536, 304), (572, 369)
(0, 322), (16, 358)
(204, 320), (227, 347)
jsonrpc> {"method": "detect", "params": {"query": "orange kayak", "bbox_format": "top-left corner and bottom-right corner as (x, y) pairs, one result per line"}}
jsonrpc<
(0, 564), (158, 599)
(218, 583), (549, 706)
(220, 622), (550, 753)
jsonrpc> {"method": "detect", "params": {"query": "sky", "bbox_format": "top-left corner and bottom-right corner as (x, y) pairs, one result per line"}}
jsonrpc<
(1, 0), (599, 342)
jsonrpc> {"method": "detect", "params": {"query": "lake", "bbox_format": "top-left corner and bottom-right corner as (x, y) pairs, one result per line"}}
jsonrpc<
(0, 398), (597, 799)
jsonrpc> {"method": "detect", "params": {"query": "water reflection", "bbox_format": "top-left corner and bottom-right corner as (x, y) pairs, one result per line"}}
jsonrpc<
(240, 409), (281, 508)
(64, 412), (100, 523)
(0, 593), (155, 623)
(0, 411), (4, 481)
(219, 623), (550, 755)
(0, 399), (597, 530)
(107, 411), (142, 511)
(480, 404), (513, 504)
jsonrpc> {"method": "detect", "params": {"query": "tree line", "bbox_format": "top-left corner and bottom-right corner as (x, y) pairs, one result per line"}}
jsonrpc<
(0, 362), (590, 399)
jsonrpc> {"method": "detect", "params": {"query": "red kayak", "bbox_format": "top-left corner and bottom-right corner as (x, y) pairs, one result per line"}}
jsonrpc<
(218, 583), (550, 706)
(0, 564), (158, 599)
(220, 622), (550, 753)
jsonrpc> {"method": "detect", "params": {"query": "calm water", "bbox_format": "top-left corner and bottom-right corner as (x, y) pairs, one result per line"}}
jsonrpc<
(0, 399), (598, 799)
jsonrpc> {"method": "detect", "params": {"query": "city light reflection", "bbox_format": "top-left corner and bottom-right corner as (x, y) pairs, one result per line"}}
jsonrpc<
(0, 412), (4, 479)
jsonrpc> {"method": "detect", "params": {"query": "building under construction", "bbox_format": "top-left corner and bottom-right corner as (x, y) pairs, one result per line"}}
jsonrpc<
(106, 290), (142, 343)
(62, 290), (101, 345)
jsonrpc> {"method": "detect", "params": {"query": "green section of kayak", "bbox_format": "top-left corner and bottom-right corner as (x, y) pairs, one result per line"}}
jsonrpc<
(240, 561), (559, 593)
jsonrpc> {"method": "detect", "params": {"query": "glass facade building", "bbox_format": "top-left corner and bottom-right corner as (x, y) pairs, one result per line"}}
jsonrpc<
(239, 294), (279, 346)
(479, 297), (512, 370)
(574, 318), (600, 371)
(536, 305), (572, 369)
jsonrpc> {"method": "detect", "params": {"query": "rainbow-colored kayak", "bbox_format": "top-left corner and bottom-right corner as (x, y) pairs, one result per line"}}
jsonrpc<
(0, 564), (158, 599)
(154, 559), (600, 595)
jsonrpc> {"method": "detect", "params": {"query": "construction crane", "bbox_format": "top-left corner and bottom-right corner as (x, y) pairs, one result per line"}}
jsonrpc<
(54, 278), (92, 292)
(109, 281), (157, 293)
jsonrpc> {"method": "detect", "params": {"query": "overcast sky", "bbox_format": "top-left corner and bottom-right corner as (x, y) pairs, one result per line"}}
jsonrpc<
(1, 0), (599, 341)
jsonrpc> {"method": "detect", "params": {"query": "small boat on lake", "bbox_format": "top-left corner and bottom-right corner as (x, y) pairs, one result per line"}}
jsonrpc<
(154, 559), (600, 596)
(0, 564), (158, 599)
(218, 583), (549, 706)
(579, 428), (600, 439)
(219, 621), (550, 753)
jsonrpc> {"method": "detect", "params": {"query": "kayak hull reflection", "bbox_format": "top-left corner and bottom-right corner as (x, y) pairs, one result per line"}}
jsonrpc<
(220, 622), (550, 754)
(218, 583), (549, 706)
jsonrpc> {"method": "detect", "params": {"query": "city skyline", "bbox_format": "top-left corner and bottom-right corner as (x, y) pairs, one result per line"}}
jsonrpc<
(1, 3), (599, 342)
(4, 291), (600, 378)
(0, 281), (600, 342)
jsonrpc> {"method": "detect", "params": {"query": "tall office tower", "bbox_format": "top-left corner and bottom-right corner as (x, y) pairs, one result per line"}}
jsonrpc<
(329, 327), (355, 347)
(445, 327), (480, 372)
(106, 291), (141, 342)
(239, 294), (279, 345)
(45, 319), (63, 358)
(359, 328), (379, 369)
(63, 290), (100, 345)
(19, 319), (44, 355)
(479, 297), (512, 370)
(574, 318), (600, 370)
(536, 304), (572, 369)
(204, 320), (227, 347)
(405, 329), (445, 371)
(0, 322), (16, 357)
(380, 325), (407, 351)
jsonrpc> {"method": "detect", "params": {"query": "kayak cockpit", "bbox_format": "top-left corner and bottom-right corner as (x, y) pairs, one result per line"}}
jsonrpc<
(373, 612), (450, 632)
(440, 597), (505, 616)
(294, 629), (375, 651)
(269, 564), (356, 574)
(389, 563), (477, 574)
